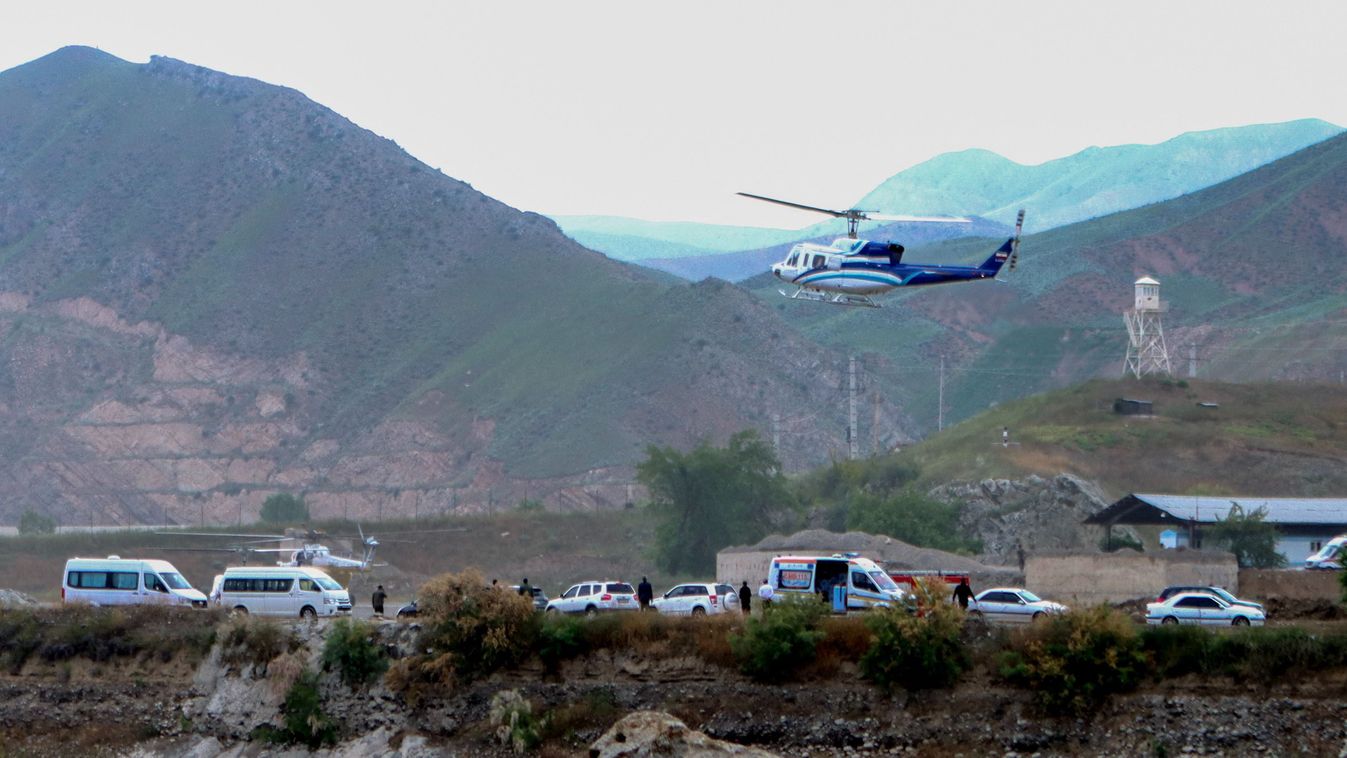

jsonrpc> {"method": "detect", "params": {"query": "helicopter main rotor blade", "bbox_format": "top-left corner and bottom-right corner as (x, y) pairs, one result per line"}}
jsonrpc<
(737, 192), (851, 219)
(868, 213), (972, 224)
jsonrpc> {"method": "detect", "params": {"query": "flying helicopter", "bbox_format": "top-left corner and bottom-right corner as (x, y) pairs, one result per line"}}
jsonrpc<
(738, 192), (1024, 308)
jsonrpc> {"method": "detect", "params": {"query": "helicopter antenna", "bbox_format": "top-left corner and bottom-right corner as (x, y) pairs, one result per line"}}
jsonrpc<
(737, 192), (970, 239)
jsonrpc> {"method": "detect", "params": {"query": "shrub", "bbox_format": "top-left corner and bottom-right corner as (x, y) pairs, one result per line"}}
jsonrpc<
(259, 493), (309, 523)
(399, 569), (536, 686)
(861, 580), (968, 691)
(1139, 623), (1210, 679)
(17, 509), (55, 535)
(321, 618), (388, 688)
(1100, 532), (1144, 552)
(219, 616), (301, 670)
(998, 606), (1147, 715)
(279, 670), (338, 748)
(536, 614), (589, 674)
(729, 596), (828, 683)
(489, 689), (540, 754)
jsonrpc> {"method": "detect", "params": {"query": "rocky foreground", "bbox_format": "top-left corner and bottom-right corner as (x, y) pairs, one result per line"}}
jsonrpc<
(0, 620), (1344, 757)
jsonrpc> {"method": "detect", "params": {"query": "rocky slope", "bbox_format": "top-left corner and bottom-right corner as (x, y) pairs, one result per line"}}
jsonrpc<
(5, 619), (1347, 757)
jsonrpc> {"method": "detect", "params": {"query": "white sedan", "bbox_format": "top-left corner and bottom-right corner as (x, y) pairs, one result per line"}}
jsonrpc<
(970, 588), (1068, 623)
(1146, 592), (1265, 627)
(650, 583), (740, 616)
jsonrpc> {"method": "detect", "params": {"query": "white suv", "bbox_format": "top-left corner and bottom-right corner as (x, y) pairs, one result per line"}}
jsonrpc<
(546, 580), (638, 615)
(651, 583), (740, 616)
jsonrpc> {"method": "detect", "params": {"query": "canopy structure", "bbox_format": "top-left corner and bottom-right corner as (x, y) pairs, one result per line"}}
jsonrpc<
(1085, 494), (1347, 548)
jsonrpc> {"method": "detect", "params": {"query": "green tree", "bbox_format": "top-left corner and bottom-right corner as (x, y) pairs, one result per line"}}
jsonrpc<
(260, 493), (309, 524)
(1204, 503), (1286, 568)
(17, 509), (56, 535)
(846, 489), (981, 554)
(637, 430), (792, 574)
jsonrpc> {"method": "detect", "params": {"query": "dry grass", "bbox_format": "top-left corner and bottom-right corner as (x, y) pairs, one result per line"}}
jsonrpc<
(0, 605), (220, 672)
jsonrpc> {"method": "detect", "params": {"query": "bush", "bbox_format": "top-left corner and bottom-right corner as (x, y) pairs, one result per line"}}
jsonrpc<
(321, 618), (388, 687)
(536, 614), (589, 674)
(489, 689), (540, 754)
(861, 580), (968, 691)
(1100, 532), (1144, 552)
(278, 670), (338, 748)
(393, 569), (536, 689)
(259, 493), (309, 524)
(729, 596), (828, 683)
(17, 509), (56, 535)
(219, 616), (301, 670)
(998, 606), (1147, 715)
(846, 490), (982, 554)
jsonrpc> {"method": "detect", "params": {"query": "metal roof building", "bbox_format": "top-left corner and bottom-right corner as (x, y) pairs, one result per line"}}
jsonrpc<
(1085, 494), (1347, 565)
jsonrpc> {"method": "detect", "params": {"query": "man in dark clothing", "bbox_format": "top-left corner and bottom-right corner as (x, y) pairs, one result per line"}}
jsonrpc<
(739, 581), (752, 614)
(372, 585), (387, 617)
(952, 578), (974, 610)
(518, 578), (531, 597)
(637, 577), (654, 611)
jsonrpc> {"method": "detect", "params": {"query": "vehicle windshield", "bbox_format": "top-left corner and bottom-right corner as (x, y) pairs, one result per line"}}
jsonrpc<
(1019, 590), (1043, 603)
(869, 571), (899, 591)
(315, 576), (342, 591)
(160, 572), (193, 590)
(1210, 587), (1237, 603)
(607, 583), (634, 594)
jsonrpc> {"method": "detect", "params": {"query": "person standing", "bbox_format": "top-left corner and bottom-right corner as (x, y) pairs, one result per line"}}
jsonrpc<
(518, 578), (531, 597)
(738, 581), (752, 614)
(758, 578), (774, 610)
(1002, 427), (1010, 447)
(952, 578), (974, 610)
(637, 576), (654, 611)
(372, 584), (387, 617)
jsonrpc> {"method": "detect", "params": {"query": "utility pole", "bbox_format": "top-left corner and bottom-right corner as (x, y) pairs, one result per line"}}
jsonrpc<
(771, 412), (781, 454)
(938, 355), (945, 432)
(1189, 345), (1197, 378)
(848, 355), (859, 460)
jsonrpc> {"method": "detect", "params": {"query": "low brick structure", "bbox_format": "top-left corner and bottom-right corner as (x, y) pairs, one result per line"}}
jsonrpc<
(1026, 549), (1237, 605)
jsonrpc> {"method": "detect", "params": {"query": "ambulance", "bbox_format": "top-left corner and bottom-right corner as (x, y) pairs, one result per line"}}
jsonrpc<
(767, 554), (909, 611)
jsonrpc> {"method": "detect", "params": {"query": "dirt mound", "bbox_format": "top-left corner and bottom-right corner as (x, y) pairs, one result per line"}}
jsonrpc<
(1266, 596), (1347, 621)
(592, 711), (779, 757)
(0, 589), (37, 608)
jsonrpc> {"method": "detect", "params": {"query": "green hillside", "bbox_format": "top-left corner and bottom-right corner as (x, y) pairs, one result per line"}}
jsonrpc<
(903, 378), (1347, 500)
(858, 119), (1343, 231)
(0, 47), (916, 526)
(744, 129), (1347, 434)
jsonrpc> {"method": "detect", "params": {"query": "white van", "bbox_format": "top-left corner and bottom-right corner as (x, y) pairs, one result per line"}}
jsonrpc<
(219, 566), (351, 618)
(768, 554), (909, 611)
(62, 557), (208, 608)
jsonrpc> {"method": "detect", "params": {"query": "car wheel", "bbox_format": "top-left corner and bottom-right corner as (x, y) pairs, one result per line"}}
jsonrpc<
(545, 607), (558, 614)
(300, 606), (317, 620)
(1232, 616), (1250, 627)
(231, 606), (249, 616)
(585, 605), (598, 617)
(1032, 611), (1046, 622)
(1162, 616), (1178, 625)
(691, 606), (706, 617)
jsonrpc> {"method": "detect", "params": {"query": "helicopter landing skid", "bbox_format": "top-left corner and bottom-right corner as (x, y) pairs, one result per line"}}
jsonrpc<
(779, 288), (880, 308)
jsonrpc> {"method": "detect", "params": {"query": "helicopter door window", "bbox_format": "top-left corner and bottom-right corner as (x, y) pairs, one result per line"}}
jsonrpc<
(811, 255), (826, 269)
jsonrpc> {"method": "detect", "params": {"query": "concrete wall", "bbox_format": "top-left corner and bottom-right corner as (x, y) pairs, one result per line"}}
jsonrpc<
(1239, 569), (1342, 601)
(717, 551), (776, 588)
(1027, 550), (1238, 605)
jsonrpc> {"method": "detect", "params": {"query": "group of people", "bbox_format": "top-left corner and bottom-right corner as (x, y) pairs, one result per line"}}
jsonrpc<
(631, 576), (776, 614)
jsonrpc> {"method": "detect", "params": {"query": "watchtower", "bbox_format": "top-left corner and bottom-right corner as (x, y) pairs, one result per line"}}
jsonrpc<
(1123, 276), (1172, 378)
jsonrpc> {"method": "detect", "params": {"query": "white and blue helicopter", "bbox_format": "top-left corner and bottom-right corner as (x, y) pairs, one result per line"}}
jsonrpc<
(739, 192), (1024, 308)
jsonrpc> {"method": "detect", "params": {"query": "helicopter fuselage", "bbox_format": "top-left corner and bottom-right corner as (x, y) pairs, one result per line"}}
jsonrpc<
(772, 237), (1007, 297)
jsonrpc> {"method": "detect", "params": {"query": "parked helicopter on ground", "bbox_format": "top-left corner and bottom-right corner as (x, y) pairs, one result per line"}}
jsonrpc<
(738, 192), (1024, 308)
(154, 524), (431, 570)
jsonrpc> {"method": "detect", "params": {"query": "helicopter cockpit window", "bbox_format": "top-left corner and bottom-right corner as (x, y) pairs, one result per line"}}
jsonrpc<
(787, 253), (799, 267)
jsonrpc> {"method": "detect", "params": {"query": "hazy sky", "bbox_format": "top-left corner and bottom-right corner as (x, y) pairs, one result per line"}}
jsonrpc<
(6, 1), (1347, 227)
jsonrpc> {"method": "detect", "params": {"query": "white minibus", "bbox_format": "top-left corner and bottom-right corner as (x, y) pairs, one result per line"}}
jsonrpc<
(218, 566), (352, 618)
(62, 556), (208, 608)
